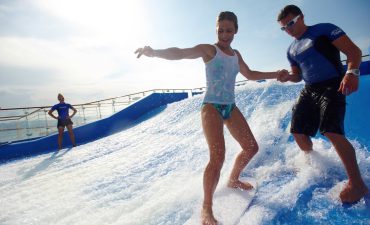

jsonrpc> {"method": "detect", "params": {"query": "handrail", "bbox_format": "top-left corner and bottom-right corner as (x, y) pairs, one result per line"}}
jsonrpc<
(0, 89), (190, 111)
(341, 54), (369, 62)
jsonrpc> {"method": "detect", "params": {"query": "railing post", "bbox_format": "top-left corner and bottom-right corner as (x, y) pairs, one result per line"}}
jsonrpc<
(112, 99), (116, 113)
(36, 110), (40, 137)
(44, 109), (49, 135)
(97, 103), (102, 119)
(82, 106), (86, 124)
(16, 120), (20, 141)
(24, 110), (32, 137)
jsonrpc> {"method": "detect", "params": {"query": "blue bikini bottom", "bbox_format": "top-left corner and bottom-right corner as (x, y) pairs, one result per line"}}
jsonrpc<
(202, 103), (236, 120)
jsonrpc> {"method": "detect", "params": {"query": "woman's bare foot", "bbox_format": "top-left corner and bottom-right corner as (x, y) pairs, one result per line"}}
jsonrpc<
(227, 179), (254, 190)
(201, 207), (218, 225)
(340, 182), (368, 203)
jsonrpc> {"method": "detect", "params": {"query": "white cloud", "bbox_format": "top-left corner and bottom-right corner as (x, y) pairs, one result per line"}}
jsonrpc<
(0, 36), (119, 80)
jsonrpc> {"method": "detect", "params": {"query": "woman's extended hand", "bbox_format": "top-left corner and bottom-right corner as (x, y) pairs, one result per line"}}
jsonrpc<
(135, 46), (154, 58)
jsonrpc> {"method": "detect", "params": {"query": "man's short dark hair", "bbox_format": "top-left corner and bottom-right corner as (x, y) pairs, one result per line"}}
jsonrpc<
(277, 5), (302, 21)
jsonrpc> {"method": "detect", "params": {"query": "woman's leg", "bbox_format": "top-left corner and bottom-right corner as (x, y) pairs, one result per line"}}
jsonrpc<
(225, 107), (258, 189)
(201, 104), (225, 225)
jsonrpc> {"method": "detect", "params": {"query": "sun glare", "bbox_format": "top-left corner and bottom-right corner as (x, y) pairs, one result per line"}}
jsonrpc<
(36, 0), (148, 43)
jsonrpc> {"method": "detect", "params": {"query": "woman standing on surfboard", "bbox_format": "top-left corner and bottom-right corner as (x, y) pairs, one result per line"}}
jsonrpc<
(135, 11), (288, 225)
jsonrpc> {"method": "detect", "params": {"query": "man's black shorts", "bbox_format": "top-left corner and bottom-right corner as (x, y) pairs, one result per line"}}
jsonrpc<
(57, 118), (73, 128)
(290, 78), (346, 137)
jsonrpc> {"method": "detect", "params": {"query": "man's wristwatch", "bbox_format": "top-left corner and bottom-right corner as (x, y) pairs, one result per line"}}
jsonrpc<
(346, 69), (360, 77)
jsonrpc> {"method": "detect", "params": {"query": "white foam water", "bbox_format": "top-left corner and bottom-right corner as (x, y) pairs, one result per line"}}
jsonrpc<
(0, 81), (369, 225)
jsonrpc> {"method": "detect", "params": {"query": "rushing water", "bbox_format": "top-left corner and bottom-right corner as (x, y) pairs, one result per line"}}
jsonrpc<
(0, 80), (369, 225)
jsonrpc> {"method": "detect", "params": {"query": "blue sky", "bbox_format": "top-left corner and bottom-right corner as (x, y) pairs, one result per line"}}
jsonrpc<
(0, 0), (369, 107)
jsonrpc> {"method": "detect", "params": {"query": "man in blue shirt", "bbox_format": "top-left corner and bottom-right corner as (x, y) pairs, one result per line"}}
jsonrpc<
(48, 93), (77, 150)
(277, 5), (368, 203)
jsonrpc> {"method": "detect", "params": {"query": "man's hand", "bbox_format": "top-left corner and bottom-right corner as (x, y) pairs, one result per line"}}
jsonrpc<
(338, 74), (359, 95)
(277, 69), (290, 82)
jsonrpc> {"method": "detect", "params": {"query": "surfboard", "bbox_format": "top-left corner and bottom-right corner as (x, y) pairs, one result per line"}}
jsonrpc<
(185, 177), (257, 225)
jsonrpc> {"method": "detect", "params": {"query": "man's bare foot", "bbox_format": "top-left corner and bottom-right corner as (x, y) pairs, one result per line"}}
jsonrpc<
(227, 180), (254, 190)
(340, 183), (368, 203)
(201, 207), (218, 225)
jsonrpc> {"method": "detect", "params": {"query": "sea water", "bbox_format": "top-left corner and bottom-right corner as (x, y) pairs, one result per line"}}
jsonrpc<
(0, 80), (368, 225)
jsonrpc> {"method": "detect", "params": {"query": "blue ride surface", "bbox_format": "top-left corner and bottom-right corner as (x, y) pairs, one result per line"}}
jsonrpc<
(0, 62), (369, 225)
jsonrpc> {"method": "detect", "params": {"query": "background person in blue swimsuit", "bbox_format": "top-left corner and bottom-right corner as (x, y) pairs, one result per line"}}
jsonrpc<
(136, 11), (288, 225)
(277, 5), (368, 203)
(48, 93), (77, 150)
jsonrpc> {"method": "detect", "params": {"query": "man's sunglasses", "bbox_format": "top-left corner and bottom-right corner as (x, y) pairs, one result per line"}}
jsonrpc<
(281, 15), (301, 31)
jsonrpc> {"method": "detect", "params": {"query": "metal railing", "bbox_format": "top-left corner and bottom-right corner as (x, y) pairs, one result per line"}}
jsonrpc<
(0, 88), (195, 143)
(341, 54), (369, 62)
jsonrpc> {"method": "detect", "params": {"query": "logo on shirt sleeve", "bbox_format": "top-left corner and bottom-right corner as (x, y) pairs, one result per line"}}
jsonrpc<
(331, 28), (343, 37)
